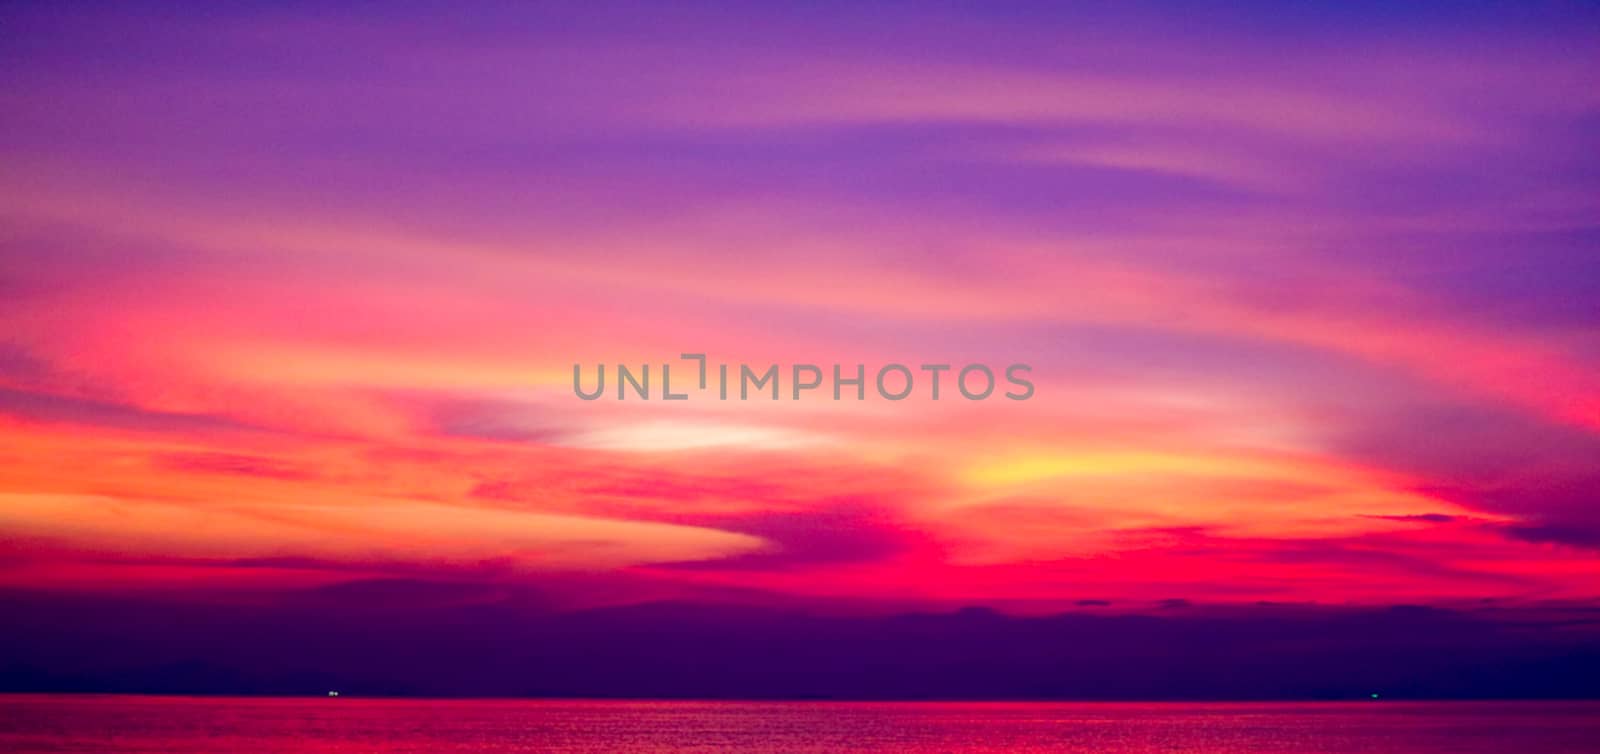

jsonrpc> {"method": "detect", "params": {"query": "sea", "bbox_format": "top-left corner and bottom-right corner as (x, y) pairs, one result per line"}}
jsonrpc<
(1, 695), (1597, 752)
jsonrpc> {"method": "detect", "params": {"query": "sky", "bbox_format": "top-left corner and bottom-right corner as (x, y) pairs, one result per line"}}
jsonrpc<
(1, 0), (1598, 676)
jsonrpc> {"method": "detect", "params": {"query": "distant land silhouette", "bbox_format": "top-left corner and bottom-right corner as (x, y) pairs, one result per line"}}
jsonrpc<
(3, 581), (1597, 700)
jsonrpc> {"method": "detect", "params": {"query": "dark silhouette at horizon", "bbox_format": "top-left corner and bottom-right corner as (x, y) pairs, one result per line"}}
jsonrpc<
(4, 582), (1597, 701)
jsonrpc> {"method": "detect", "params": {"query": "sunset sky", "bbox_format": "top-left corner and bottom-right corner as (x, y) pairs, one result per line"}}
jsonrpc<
(2, 0), (1598, 627)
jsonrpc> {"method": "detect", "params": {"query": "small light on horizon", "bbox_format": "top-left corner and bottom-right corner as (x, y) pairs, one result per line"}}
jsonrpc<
(328, 691), (339, 697)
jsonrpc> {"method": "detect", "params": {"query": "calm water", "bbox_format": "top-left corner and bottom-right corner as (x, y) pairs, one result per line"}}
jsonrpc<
(1, 695), (1597, 753)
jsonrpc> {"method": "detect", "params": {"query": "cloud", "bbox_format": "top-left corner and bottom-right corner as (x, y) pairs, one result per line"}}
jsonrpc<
(0, 0), (1595, 617)
(0, 387), (256, 436)
(1363, 514), (1460, 524)
(657, 498), (932, 572)
(155, 452), (314, 481)
(1499, 520), (1600, 550)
